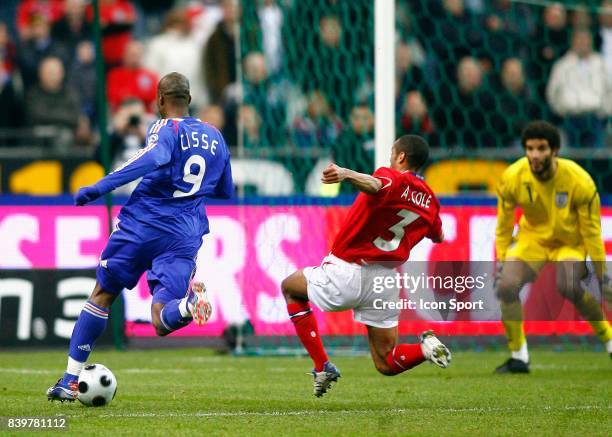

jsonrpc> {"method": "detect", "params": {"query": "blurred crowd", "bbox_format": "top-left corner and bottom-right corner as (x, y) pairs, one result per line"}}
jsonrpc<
(0, 0), (610, 165)
(400, 0), (612, 151)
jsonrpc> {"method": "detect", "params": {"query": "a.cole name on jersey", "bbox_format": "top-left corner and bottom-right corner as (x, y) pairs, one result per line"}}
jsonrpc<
(401, 185), (432, 209)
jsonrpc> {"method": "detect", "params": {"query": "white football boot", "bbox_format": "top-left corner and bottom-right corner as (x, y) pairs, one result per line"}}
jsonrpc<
(420, 330), (451, 368)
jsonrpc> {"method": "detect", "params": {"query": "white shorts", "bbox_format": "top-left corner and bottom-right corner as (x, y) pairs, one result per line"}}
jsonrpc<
(303, 254), (400, 329)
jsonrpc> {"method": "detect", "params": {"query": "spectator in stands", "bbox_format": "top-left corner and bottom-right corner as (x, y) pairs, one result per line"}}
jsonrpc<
(198, 104), (225, 132)
(599, 0), (612, 76)
(93, 0), (137, 68)
(529, 2), (570, 110)
(51, 0), (91, 57)
(292, 90), (342, 148)
(285, 4), (371, 121)
(421, 0), (484, 81)
(0, 62), (24, 133)
(291, 0), (375, 115)
(0, 22), (17, 74)
(144, 8), (207, 109)
(493, 58), (541, 146)
(17, 13), (68, 88)
(397, 90), (437, 145)
(198, 103), (230, 147)
(0, 22), (24, 141)
(238, 51), (287, 147)
(432, 56), (497, 148)
(204, 0), (238, 104)
(483, 0), (536, 38)
(16, 0), (64, 41)
(571, 5), (597, 33)
(69, 41), (97, 123)
(25, 56), (80, 143)
(224, 44), (295, 149)
(310, 14), (369, 120)
(239, 104), (262, 149)
(395, 42), (427, 102)
(547, 28), (611, 148)
(107, 40), (158, 113)
(481, 0), (529, 67)
(573, 5), (604, 51)
(107, 97), (152, 193)
(258, 0), (283, 76)
(332, 103), (375, 189)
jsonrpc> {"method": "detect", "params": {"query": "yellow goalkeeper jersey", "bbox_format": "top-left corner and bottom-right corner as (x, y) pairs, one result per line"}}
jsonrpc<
(495, 157), (605, 263)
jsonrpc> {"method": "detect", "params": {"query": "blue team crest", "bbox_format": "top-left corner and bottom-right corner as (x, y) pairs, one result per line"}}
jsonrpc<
(555, 191), (568, 208)
(148, 134), (159, 147)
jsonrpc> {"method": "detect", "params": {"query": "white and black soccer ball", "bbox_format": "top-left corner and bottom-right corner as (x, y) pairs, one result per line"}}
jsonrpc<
(77, 364), (117, 407)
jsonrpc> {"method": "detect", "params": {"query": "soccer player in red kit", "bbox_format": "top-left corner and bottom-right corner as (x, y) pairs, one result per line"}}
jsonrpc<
(282, 135), (451, 397)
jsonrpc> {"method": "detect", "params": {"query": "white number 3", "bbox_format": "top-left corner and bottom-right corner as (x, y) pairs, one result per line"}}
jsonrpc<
(373, 209), (420, 252)
(173, 155), (206, 198)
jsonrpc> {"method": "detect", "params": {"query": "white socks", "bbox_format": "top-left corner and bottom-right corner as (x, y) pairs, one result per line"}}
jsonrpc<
(67, 356), (84, 376)
(178, 297), (191, 318)
(606, 339), (612, 354)
(511, 342), (529, 363)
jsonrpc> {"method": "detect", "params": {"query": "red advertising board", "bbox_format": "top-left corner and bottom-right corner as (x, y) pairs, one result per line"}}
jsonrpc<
(1, 204), (610, 337)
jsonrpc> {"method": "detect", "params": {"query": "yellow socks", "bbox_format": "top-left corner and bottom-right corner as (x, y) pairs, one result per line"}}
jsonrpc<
(501, 300), (526, 353)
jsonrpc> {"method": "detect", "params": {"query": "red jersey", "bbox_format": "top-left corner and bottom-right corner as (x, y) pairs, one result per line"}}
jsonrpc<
(107, 67), (158, 112)
(17, 0), (64, 35)
(331, 167), (442, 265)
(86, 0), (136, 66)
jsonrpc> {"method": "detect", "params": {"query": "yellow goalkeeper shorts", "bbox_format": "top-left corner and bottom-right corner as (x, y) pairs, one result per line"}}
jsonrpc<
(505, 237), (586, 272)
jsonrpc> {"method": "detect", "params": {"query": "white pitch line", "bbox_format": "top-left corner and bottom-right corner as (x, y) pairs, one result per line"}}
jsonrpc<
(120, 369), (189, 374)
(62, 405), (611, 419)
(0, 368), (233, 375)
(0, 368), (54, 375)
(0, 368), (191, 375)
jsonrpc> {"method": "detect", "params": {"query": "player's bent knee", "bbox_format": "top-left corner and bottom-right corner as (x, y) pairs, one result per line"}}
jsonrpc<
(496, 279), (521, 303)
(373, 359), (396, 376)
(280, 276), (292, 297)
(281, 271), (308, 302)
(154, 324), (170, 337)
(151, 317), (170, 337)
(150, 304), (170, 336)
(89, 283), (117, 309)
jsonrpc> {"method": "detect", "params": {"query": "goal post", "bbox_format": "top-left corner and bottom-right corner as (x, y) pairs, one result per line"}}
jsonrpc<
(375, 0), (396, 169)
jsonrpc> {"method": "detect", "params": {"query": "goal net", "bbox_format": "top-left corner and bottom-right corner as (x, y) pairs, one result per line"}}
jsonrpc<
(207, 0), (612, 354)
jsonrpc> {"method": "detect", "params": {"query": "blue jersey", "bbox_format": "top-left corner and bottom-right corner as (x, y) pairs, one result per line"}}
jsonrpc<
(92, 117), (233, 238)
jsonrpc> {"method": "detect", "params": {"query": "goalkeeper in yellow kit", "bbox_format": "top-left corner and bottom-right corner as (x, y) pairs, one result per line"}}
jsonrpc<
(495, 120), (611, 373)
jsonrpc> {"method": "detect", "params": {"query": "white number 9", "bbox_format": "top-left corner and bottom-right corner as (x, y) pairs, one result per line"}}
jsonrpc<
(173, 155), (206, 198)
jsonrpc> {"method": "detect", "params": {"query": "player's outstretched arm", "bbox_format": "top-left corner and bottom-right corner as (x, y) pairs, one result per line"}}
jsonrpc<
(321, 163), (382, 194)
(74, 139), (172, 206)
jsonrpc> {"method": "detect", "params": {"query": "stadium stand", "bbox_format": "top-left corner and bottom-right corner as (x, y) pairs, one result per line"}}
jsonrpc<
(0, 0), (610, 195)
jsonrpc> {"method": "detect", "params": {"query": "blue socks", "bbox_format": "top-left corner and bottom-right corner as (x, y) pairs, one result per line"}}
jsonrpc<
(160, 298), (192, 332)
(62, 301), (109, 384)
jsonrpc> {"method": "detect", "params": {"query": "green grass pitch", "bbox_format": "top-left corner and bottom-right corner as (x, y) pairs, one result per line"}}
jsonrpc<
(0, 348), (610, 436)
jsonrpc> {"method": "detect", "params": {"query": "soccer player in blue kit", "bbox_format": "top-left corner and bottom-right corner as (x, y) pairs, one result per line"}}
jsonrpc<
(47, 72), (234, 401)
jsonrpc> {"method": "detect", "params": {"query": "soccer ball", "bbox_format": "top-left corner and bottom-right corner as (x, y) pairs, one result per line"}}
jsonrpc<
(77, 364), (117, 407)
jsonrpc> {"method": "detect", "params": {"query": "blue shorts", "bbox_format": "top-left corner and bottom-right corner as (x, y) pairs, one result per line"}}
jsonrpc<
(96, 221), (200, 305)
